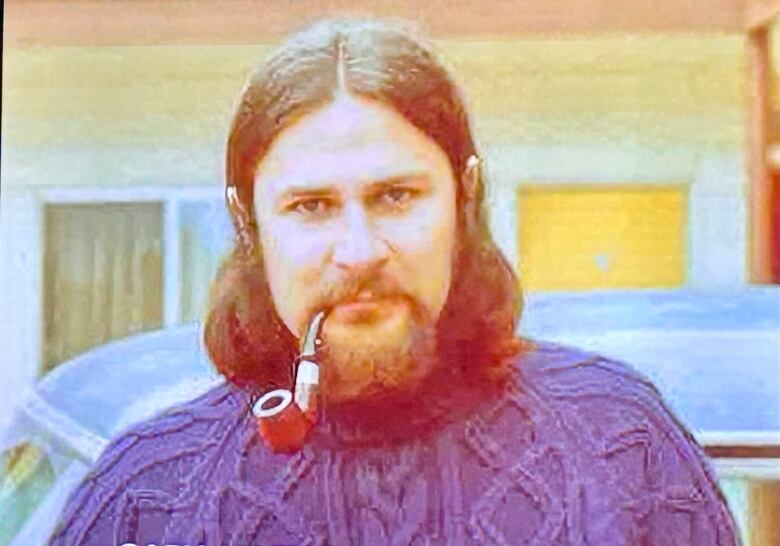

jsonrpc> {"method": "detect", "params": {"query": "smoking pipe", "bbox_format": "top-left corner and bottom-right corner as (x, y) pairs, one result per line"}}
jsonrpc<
(252, 310), (327, 453)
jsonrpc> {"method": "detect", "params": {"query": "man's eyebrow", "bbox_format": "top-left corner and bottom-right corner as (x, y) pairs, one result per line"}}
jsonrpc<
(276, 173), (431, 203)
(276, 186), (338, 204)
(363, 172), (432, 192)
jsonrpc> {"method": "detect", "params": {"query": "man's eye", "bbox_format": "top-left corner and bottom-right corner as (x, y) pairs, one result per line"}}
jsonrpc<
(377, 187), (416, 209)
(291, 198), (333, 217)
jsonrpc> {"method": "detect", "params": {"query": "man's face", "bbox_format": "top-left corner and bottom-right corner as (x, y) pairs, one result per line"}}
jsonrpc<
(253, 94), (457, 402)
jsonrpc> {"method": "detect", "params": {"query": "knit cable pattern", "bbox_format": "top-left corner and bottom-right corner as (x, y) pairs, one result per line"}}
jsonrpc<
(48, 341), (741, 546)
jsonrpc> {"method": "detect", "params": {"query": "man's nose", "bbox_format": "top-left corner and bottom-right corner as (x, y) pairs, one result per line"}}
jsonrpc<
(332, 203), (389, 272)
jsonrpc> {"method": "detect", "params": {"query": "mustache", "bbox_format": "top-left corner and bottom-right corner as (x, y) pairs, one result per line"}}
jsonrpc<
(295, 272), (434, 340)
(317, 274), (407, 309)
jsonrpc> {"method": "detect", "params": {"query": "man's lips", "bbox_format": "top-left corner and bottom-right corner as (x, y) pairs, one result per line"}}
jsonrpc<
(337, 299), (386, 311)
(337, 288), (390, 306)
(331, 294), (402, 322)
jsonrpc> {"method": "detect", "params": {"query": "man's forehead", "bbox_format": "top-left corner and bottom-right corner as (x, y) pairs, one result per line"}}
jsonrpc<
(257, 148), (436, 196)
(253, 97), (452, 198)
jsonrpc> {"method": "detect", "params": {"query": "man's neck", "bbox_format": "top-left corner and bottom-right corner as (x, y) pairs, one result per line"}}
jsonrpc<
(311, 351), (510, 449)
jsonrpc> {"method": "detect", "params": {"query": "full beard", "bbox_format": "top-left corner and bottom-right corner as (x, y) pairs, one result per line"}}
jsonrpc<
(312, 299), (501, 447)
(318, 299), (439, 406)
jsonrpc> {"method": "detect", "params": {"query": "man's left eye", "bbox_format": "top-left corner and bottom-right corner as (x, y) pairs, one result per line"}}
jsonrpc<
(377, 187), (415, 208)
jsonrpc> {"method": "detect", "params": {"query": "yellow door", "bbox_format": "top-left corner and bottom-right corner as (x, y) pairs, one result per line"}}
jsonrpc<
(518, 184), (687, 291)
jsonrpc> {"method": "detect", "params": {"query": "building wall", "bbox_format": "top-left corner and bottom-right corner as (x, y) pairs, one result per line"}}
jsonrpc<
(0, 33), (751, 420)
(442, 36), (747, 289)
(2, 33), (750, 276)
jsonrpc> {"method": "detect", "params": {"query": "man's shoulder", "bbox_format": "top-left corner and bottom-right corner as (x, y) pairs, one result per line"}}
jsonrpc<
(95, 380), (251, 479)
(108, 380), (248, 446)
(472, 340), (738, 544)
(48, 382), (255, 544)
(513, 338), (664, 406)
(505, 339), (719, 487)
(507, 338), (691, 449)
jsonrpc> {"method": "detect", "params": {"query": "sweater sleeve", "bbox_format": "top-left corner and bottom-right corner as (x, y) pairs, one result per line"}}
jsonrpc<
(590, 357), (742, 546)
(47, 383), (245, 546)
(524, 345), (742, 546)
(49, 435), (166, 546)
(46, 414), (196, 546)
(636, 390), (741, 545)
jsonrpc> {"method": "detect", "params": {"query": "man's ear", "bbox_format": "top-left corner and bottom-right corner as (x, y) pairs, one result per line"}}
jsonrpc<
(463, 155), (482, 229)
(227, 185), (260, 259)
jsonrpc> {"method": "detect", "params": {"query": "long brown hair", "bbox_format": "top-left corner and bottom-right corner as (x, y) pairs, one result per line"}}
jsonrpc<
(205, 19), (522, 392)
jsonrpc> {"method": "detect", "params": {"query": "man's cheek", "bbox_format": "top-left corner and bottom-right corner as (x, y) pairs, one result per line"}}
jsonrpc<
(396, 249), (451, 314)
(381, 210), (439, 245)
(395, 221), (454, 272)
(296, 238), (330, 265)
(269, 224), (326, 264)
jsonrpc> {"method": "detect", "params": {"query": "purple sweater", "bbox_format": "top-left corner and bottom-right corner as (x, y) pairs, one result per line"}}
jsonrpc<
(49, 341), (739, 545)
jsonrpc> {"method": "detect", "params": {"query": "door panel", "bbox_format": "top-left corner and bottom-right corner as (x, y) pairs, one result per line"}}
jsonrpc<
(43, 203), (163, 372)
(518, 185), (687, 290)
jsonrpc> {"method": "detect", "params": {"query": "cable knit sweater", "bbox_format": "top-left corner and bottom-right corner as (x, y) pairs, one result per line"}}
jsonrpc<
(49, 341), (739, 546)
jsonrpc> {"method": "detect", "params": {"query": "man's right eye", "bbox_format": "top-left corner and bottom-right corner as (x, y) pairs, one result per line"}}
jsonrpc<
(289, 198), (334, 218)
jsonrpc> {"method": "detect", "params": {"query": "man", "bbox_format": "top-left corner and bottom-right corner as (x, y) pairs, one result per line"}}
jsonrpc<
(50, 19), (739, 545)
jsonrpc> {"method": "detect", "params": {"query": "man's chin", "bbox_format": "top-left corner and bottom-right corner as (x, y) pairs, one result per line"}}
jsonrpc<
(318, 301), (437, 405)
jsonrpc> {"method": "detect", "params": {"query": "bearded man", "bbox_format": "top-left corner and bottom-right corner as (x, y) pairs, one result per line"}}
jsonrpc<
(49, 19), (739, 546)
